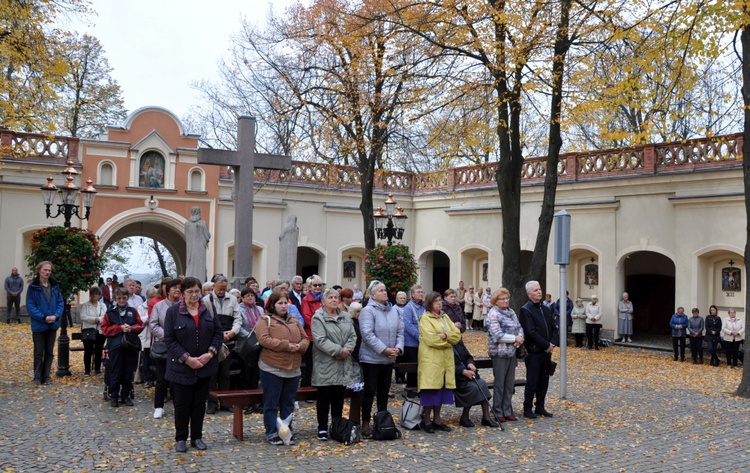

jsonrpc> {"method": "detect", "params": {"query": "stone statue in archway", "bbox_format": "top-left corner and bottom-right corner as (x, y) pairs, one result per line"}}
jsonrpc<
(185, 206), (211, 282)
(278, 214), (299, 282)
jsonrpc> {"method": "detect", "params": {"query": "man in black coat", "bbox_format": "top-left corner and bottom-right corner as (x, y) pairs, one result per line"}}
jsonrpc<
(518, 280), (559, 419)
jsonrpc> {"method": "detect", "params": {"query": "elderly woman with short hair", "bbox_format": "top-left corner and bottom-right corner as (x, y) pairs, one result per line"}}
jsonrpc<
(358, 280), (404, 438)
(311, 288), (357, 440)
(486, 288), (524, 423)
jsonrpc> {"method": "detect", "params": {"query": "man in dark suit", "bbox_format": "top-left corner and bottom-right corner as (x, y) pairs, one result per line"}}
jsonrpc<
(518, 280), (559, 419)
(288, 275), (304, 312)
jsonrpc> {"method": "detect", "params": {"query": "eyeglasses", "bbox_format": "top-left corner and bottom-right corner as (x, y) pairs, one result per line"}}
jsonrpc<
(498, 297), (510, 301)
(184, 290), (201, 296)
(312, 283), (323, 287)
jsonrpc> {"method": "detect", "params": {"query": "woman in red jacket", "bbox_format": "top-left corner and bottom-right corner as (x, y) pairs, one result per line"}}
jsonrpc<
(299, 274), (323, 387)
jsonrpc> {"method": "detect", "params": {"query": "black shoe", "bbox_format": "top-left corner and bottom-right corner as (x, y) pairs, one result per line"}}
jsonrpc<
(459, 418), (474, 428)
(123, 398), (134, 406)
(110, 398), (119, 408)
(535, 409), (553, 417)
(206, 405), (217, 414)
(481, 418), (500, 428)
(523, 409), (537, 419)
(433, 422), (452, 432)
(191, 439), (207, 450)
(175, 440), (187, 453)
(421, 422), (435, 433)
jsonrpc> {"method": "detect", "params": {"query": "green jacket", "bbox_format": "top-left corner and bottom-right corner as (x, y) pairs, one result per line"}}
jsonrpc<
(311, 307), (357, 387)
(418, 312), (461, 391)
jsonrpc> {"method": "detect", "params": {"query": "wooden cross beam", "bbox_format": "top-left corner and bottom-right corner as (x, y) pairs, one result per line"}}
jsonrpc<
(198, 116), (291, 287)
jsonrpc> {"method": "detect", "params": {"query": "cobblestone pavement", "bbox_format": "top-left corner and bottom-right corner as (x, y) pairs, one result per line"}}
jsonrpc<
(1, 327), (749, 473)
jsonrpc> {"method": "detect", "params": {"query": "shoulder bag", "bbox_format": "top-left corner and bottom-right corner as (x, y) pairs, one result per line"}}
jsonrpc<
(122, 331), (142, 352)
(329, 417), (361, 445)
(150, 339), (167, 362)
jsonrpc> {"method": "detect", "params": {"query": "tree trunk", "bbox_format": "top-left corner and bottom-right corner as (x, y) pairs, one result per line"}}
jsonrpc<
(152, 238), (169, 278)
(735, 17), (750, 398)
(360, 159), (377, 250)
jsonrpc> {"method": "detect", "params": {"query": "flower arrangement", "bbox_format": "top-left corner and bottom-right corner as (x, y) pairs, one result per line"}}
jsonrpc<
(26, 226), (105, 299)
(364, 244), (418, 302)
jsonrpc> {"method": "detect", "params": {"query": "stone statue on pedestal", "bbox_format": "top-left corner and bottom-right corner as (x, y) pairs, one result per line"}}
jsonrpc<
(278, 214), (299, 282)
(185, 206), (211, 282)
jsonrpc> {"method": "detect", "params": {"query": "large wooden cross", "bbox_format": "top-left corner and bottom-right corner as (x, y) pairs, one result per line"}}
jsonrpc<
(198, 116), (291, 287)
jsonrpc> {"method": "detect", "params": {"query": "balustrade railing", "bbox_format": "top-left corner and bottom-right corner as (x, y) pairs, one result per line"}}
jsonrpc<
(3, 129), (743, 194)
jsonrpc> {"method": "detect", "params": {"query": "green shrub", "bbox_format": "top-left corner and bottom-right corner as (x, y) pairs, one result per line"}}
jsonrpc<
(26, 226), (105, 299)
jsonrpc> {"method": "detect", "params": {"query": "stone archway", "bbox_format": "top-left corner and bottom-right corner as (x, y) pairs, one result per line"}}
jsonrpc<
(622, 251), (676, 334)
(100, 216), (186, 277)
(298, 247), (324, 283)
(419, 250), (451, 295)
(696, 247), (745, 319)
(460, 246), (489, 292)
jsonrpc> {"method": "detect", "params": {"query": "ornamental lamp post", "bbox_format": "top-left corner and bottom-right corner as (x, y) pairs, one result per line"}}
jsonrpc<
(39, 159), (97, 376)
(374, 193), (407, 246)
(41, 159), (97, 228)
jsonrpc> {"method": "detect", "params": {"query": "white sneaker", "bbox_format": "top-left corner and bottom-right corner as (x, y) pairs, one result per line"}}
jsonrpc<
(153, 408), (164, 419)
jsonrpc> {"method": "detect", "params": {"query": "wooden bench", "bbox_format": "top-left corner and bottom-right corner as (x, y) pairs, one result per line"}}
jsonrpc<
(210, 386), (360, 441)
(397, 359), (526, 390)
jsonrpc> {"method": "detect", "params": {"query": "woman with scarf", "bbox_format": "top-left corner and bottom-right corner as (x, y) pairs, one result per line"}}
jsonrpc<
(101, 287), (145, 407)
(418, 291), (461, 433)
(237, 287), (263, 413)
(300, 274), (324, 387)
(722, 308), (745, 368)
(358, 280), (404, 438)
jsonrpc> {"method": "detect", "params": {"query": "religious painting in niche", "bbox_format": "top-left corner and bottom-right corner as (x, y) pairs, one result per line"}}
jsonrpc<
(482, 263), (488, 281)
(139, 151), (165, 188)
(722, 267), (741, 292)
(343, 260), (356, 279)
(585, 263), (599, 286)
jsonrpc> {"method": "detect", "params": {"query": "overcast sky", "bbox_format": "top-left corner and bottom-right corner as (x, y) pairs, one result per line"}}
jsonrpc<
(70, 0), (292, 122)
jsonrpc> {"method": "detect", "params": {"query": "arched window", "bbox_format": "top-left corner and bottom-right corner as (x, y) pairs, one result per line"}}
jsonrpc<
(99, 162), (114, 186)
(139, 151), (165, 188)
(190, 169), (203, 191)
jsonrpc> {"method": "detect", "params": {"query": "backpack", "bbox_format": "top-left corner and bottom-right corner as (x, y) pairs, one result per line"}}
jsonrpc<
(329, 417), (361, 445)
(372, 410), (401, 440)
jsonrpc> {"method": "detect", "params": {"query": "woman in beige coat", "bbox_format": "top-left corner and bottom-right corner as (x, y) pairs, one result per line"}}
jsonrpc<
(418, 291), (461, 433)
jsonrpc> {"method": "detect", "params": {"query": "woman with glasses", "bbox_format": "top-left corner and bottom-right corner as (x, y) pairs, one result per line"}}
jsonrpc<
(163, 277), (223, 452)
(300, 275), (324, 387)
(486, 287), (524, 422)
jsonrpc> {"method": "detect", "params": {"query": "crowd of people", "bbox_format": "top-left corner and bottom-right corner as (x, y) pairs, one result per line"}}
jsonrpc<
(21, 265), (746, 451)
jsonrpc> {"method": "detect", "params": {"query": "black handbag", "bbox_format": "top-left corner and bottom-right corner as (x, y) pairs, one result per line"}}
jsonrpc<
(150, 340), (167, 362)
(81, 328), (97, 342)
(329, 417), (361, 445)
(121, 332), (142, 352)
(238, 329), (262, 368)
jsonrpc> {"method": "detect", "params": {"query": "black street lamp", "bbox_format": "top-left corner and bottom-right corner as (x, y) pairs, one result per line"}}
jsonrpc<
(374, 193), (407, 246)
(41, 160), (97, 227)
(39, 159), (97, 376)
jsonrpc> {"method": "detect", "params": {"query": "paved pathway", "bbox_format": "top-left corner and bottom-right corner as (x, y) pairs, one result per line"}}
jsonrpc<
(1, 326), (749, 472)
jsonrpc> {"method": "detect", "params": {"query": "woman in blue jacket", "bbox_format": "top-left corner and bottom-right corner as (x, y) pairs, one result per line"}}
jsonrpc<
(670, 307), (689, 362)
(26, 261), (64, 385)
(164, 277), (223, 453)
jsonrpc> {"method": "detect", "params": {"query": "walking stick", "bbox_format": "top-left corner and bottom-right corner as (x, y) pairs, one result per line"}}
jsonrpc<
(473, 377), (504, 431)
